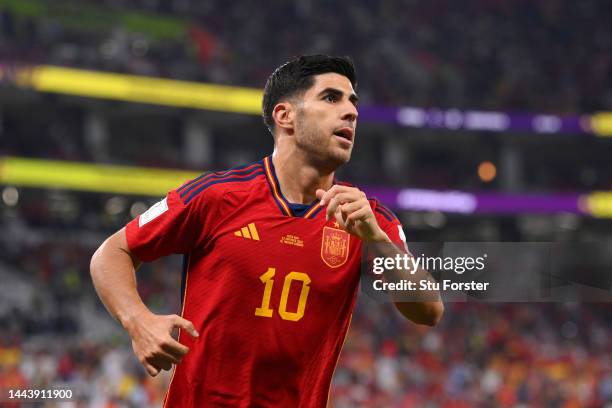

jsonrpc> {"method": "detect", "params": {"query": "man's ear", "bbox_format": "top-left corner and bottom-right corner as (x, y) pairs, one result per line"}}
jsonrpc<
(272, 101), (295, 133)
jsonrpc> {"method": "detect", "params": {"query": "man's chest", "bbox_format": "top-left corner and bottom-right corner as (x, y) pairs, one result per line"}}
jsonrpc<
(211, 212), (359, 278)
(187, 188), (361, 309)
(188, 207), (361, 326)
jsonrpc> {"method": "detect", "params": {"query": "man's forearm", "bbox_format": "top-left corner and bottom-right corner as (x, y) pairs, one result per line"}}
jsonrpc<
(369, 240), (444, 326)
(91, 228), (199, 377)
(90, 229), (149, 330)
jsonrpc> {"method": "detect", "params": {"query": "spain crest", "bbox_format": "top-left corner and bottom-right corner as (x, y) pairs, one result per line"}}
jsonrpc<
(321, 226), (350, 268)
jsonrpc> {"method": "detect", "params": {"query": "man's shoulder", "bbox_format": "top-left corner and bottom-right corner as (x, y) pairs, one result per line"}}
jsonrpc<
(369, 198), (400, 223)
(334, 178), (399, 223)
(362, 193), (399, 224)
(174, 160), (266, 205)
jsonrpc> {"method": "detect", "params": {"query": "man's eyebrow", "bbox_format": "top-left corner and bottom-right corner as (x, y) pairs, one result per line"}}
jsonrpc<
(318, 87), (359, 104)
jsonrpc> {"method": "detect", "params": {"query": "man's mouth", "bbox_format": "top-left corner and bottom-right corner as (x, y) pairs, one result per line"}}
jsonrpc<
(333, 127), (354, 141)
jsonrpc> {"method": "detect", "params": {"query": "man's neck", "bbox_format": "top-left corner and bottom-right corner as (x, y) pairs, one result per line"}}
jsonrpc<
(271, 148), (335, 205)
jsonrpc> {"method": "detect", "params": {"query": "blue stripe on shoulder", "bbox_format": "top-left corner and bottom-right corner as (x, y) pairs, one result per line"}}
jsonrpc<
(177, 173), (207, 193)
(375, 207), (393, 222)
(377, 204), (398, 221)
(183, 171), (264, 204)
(179, 165), (262, 199)
(371, 199), (398, 222)
(177, 162), (262, 194)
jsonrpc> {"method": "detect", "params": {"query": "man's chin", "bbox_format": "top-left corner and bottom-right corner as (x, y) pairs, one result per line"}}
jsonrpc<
(302, 145), (352, 171)
(327, 149), (352, 168)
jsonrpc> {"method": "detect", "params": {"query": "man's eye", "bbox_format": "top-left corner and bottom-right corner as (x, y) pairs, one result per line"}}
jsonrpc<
(324, 95), (337, 102)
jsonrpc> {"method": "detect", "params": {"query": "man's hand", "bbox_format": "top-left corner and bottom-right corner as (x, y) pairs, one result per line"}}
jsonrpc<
(124, 311), (199, 377)
(316, 185), (390, 243)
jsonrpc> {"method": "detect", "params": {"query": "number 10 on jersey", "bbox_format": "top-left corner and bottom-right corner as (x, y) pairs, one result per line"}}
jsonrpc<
(255, 267), (311, 322)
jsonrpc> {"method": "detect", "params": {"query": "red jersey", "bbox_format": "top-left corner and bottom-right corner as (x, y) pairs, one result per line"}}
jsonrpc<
(126, 156), (405, 407)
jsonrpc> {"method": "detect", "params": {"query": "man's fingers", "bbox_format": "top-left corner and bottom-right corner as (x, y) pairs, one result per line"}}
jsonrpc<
(315, 188), (326, 201)
(161, 337), (190, 358)
(326, 196), (344, 221)
(338, 200), (365, 218)
(345, 206), (371, 224)
(325, 192), (362, 220)
(131, 314), (196, 378)
(150, 353), (175, 371)
(318, 185), (340, 205)
(170, 315), (199, 338)
(138, 337), (189, 377)
(140, 344), (182, 369)
(157, 346), (184, 364)
(341, 206), (370, 231)
(144, 361), (161, 377)
(319, 185), (354, 206)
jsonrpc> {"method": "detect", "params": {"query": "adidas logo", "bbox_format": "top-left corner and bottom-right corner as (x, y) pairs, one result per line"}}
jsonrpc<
(234, 222), (260, 241)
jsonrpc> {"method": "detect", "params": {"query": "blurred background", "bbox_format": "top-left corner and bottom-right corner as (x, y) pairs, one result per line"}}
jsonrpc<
(0, 0), (611, 407)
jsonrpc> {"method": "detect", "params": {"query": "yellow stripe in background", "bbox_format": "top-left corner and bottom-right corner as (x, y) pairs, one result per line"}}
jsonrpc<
(590, 112), (612, 137)
(7, 66), (612, 135)
(0, 156), (200, 196)
(582, 192), (612, 218)
(6, 156), (612, 219)
(13, 65), (263, 114)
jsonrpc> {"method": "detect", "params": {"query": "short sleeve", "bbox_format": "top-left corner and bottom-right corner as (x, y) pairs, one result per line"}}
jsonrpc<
(125, 188), (213, 262)
(371, 200), (410, 253)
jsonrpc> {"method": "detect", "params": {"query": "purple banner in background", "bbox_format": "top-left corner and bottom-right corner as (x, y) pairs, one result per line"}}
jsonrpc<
(359, 106), (591, 135)
(362, 187), (585, 215)
(476, 193), (581, 214)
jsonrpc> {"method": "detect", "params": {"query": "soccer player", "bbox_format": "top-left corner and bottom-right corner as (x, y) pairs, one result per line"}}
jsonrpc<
(90, 55), (443, 407)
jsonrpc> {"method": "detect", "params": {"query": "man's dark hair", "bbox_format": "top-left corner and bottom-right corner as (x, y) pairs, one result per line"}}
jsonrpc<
(262, 55), (357, 135)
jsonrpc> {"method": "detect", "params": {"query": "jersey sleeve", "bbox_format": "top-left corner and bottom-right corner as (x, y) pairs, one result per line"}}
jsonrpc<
(371, 200), (409, 253)
(125, 186), (216, 262)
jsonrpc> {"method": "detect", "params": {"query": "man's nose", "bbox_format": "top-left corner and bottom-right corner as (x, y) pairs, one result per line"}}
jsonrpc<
(342, 103), (358, 122)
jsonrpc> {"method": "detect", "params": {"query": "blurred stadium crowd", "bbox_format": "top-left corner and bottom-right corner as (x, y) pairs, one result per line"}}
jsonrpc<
(1, 295), (612, 407)
(1, 0), (612, 407)
(1, 0), (611, 111)
(2, 0), (612, 191)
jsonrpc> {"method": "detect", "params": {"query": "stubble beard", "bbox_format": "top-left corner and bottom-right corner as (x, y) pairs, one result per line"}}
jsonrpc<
(295, 111), (351, 172)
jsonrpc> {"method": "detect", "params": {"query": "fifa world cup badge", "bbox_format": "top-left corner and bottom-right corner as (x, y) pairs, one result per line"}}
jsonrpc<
(321, 226), (350, 268)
